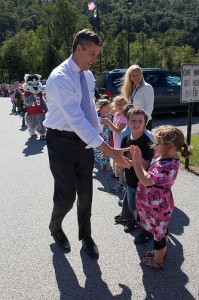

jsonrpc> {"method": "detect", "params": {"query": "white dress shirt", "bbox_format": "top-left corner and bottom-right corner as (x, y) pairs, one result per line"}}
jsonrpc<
(43, 55), (103, 149)
(130, 81), (154, 120)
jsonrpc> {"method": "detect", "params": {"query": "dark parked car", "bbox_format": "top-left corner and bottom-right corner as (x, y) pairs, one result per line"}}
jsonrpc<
(95, 68), (199, 115)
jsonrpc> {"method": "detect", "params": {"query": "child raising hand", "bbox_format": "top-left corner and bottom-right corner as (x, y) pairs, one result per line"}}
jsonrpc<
(130, 125), (192, 270)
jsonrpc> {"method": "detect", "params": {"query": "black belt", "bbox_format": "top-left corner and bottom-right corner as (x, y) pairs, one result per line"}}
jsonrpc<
(47, 128), (79, 139)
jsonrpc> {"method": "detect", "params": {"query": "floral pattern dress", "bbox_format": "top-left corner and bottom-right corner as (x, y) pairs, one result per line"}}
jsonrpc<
(136, 157), (179, 241)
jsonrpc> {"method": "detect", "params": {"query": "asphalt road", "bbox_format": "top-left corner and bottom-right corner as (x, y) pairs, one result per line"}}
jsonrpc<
(152, 111), (199, 137)
(0, 97), (199, 300)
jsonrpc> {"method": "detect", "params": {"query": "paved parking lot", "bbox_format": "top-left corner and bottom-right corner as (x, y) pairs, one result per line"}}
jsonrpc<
(152, 111), (199, 136)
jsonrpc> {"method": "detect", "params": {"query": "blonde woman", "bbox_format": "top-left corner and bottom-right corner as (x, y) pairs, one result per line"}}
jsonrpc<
(120, 65), (154, 130)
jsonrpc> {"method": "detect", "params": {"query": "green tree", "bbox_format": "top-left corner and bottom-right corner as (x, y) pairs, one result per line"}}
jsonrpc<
(100, 35), (115, 71)
(1, 36), (24, 81)
(172, 45), (198, 71)
(113, 31), (128, 68)
(0, 0), (199, 81)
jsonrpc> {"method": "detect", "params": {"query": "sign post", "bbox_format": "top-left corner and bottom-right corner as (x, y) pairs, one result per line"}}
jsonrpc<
(181, 64), (199, 168)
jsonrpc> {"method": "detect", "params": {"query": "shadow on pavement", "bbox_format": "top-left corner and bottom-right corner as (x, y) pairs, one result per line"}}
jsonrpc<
(50, 243), (132, 300)
(185, 167), (199, 177)
(135, 206), (195, 300)
(22, 137), (46, 156)
(93, 162), (124, 203)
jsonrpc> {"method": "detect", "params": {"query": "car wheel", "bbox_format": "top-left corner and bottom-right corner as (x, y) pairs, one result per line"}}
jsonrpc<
(194, 102), (199, 115)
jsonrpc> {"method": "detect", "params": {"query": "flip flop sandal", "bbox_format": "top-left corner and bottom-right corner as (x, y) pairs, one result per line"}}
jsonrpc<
(141, 257), (164, 270)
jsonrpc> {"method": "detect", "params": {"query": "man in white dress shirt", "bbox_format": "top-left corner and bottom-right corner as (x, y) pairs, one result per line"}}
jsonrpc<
(44, 29), (130, 259)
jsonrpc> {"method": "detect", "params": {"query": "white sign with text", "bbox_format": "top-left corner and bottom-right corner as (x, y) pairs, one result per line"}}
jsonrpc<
(181, 64), (199, 103)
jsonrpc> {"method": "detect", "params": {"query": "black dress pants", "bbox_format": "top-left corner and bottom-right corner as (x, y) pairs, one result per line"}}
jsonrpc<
(46, 128), (94, 240)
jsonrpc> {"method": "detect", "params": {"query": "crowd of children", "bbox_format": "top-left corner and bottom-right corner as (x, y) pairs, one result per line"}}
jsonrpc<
(100, 96), (128, 192)
(95, 91), (192, 270)
(1, 80), (47, 135)
(0, 82), (27, 127)
(94, 98), (112, 171)
(0, 83), (16, 97)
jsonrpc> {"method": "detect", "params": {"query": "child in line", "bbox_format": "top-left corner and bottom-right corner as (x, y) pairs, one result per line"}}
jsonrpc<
(115, 104), (154, 228)
(94, 99), (111, 171)
(15, 88), (24, 113)
(120, 104), (155, 145)
(100, 95), (128, 192)
(108, 101), (116, 148)
(120, 107), (154, 233)
(130, 125), (192, 269)
(10, 89), (16, 113)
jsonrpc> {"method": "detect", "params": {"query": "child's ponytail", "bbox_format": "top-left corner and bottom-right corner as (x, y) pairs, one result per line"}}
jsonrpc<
(180, 143), (192, 158)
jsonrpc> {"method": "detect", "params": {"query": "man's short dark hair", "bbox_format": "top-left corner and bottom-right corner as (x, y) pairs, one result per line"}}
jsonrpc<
(72, 29), (102, 52)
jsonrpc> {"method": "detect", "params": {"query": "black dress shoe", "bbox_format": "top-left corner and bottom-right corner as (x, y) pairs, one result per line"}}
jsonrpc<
(82, 237), (99, 259)
(53, 229), (71, 253)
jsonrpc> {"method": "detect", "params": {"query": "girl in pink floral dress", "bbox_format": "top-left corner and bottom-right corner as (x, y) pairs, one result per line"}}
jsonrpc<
(130, 125), (192, 269)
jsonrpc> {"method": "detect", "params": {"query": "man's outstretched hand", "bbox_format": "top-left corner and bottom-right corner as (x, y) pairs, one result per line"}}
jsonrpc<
(112, 147), (131, 169)
(99, 142), (130, 169)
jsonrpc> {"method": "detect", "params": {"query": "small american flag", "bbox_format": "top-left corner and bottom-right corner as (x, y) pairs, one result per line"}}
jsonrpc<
(88, 1), (96, 11)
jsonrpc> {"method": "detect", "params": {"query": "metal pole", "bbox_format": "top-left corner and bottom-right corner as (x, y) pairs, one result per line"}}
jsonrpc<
(127, 14), (130, 67)
(127, 2), (132, 67)
(96, 5), (102, 71)
(185, 102), (193, 169)
(142, 43), (145, 67)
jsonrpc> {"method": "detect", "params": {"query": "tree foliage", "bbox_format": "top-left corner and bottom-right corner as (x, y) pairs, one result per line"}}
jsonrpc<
(0, 0), (199, 81)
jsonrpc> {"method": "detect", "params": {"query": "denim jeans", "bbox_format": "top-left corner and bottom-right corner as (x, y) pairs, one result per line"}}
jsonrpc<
(121, 190), (133, 219)
(126, 185), (136, 216)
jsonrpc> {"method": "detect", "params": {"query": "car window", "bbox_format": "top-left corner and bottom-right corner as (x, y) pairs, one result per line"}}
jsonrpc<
(95, 73), (107, 88)
(143, 73), (166, 87)
(165, 74), (181, 86)
(110, 74), (124, 88)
